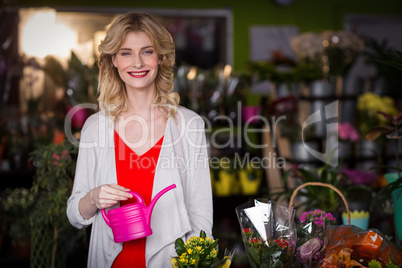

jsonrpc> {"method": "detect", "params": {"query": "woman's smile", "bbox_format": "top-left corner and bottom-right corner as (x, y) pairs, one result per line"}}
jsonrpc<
(128, 71), (150, 78)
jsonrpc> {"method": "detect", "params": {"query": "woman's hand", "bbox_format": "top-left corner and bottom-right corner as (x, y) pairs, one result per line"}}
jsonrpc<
(79, 184), (132, 220)
(90, 184), (133, 209)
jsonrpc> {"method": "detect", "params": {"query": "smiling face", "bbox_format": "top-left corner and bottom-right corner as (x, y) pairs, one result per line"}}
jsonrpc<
(112, 31), (160, 93)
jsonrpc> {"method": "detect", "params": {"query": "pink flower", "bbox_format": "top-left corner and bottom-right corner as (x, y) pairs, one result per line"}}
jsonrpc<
(341, 168), (378, 185)
(295, 237), (324, 264)
(52, 150), (69, 165)
(299, 210), (336, 225)
(338, 122), (360, 142)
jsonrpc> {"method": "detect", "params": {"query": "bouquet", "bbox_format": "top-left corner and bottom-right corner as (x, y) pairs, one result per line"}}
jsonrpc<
(321, 225), (402, 267)
(236, 199), (297, 268)
(170, 230), (232, 268)
(294, 210), (336, 268)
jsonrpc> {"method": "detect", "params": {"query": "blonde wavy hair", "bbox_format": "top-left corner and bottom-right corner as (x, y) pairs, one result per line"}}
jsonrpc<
(97, 12), (179, 119)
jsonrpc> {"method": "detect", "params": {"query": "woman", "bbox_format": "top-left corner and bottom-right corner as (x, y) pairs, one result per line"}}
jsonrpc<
(67, 12), (213, 268)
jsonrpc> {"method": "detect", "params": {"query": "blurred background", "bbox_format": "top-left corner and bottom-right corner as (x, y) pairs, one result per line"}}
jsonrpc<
(1, 0), (402, 267)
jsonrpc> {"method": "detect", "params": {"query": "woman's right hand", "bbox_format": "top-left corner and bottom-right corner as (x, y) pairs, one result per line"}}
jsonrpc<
(79, 184), (133, 219)
(90, 184), (133, 210)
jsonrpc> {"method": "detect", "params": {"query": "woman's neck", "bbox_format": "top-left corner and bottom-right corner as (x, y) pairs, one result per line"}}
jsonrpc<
(124, 88), (156, 118)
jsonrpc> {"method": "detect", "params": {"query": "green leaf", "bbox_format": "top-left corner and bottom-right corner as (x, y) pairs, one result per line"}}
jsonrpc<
(200, 230), (206, 239)
(248, 247), (261, 266)
(260, 263), (270, 268)
(271, 260), (284, 268)
(366, 125), (395, 141)
(209, 257), (220, 267)
(175, 238), (186, 255)
(281, 169), (293, 184)
(200, 259), (212, 267)
(193, 254), (200, 268)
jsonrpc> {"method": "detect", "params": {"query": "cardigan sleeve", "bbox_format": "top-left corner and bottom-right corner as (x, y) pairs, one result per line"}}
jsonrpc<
(66, 120), (97, 229)
(185, 116), (214, 239)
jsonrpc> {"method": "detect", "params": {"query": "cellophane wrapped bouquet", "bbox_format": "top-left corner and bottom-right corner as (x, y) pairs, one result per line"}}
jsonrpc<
(235, 199), (297, 268)
(293, 210), (336, 268)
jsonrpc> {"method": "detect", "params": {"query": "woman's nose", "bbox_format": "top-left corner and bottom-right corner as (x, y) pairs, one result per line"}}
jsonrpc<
(132, 56), (144, 68)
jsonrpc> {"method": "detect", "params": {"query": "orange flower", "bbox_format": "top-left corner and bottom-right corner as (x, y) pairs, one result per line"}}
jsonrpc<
(321, 248), (365, 268)
(52, 129), (65, 145)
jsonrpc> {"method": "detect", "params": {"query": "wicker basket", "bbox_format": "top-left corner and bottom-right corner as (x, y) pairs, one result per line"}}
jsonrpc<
(288, 182), (351, 225)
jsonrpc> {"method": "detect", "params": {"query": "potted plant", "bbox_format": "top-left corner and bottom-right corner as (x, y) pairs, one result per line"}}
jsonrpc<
(356, 92), (398, 175)
(0, 187), (35, 258)
(366, 110), (402, 249)
(170, 230), (233, 267)
(247, 59), (298, 97)
(363, 38), (402, 97)
(268, 95), (318, 162)
(335, 122), (360, 160)
(340, 168), (378, 229)
(290, 30), (363, 98)
(29, 140), (84, 268)
(270, 163), (344, 214)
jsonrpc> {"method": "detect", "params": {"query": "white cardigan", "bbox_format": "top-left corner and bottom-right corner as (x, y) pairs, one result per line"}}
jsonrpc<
(66, 107), (213, 268)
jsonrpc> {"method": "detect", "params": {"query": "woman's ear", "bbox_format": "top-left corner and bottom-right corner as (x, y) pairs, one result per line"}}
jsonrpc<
(112, 55), (117, 67)
(158, 55), (163, 65)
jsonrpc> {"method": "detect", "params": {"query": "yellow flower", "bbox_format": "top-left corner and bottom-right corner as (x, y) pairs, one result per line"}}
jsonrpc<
(196, 246), (202, 251)
(191, 259), (196, 264)
(187, 248), (193, 254)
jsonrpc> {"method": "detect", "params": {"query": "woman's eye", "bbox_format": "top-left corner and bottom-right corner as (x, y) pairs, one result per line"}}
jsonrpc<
(121, 52), (130, 56)
(143, 50), (154, 55)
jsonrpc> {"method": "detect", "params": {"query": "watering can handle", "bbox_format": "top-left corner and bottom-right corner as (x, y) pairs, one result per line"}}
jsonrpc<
(101, 191), (144, 227)
(101, 209), (111, 227)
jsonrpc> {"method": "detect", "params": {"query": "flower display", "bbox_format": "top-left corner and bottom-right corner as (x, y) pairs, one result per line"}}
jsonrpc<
(290, 30), (363, 78)
(236, 199), (297, 268)
(299, 210), (336, 227)
(171, 230), (231, 268)
(322, 247), (401, 268)
(322, 225), (402, 268)
(338, 122), (360, 142)
(295, 210), (336, 267)
(341, 168), (378, 186)
(242, 228), (292, 268)
(357, 92), (398, 137)
(322, 247), (364, 267)
(295, 237), (323, 265)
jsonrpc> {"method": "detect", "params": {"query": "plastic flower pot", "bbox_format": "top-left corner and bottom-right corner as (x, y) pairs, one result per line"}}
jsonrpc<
(385, 172), (402, 248)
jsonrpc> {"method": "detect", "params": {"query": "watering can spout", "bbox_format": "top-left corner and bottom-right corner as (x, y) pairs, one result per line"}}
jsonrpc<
(146, 184), (176, 226)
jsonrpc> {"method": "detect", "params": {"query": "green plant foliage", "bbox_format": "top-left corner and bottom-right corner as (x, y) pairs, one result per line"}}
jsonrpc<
(0, 188), (35, 244)
(363, 39), (402, 97)
(270, 163), (371, 213)
(28, 140), (83, 268)
(29, 140), (77, 228)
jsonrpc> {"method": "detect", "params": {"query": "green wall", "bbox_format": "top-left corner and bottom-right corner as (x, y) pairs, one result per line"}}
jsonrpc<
(14, 0), (402, 71)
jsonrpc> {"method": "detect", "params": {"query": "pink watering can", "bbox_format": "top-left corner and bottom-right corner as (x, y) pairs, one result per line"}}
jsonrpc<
(101, 184), (176, 243)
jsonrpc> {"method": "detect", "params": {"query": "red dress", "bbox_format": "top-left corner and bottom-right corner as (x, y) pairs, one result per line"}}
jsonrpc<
(112, 130), (164, 268)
